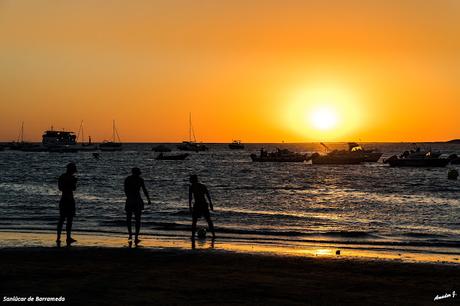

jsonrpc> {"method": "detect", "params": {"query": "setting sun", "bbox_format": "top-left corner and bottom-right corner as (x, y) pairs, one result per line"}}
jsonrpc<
(284, 84), (362, 141)
(310, 106), (339, 131)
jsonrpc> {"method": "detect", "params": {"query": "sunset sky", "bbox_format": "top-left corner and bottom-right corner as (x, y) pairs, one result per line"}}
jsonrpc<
(1, 0), (459, 142)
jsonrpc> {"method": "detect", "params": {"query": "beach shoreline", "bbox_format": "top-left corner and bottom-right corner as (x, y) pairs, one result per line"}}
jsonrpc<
(1, 245), (459, 305)
(0, 230), (459, 265)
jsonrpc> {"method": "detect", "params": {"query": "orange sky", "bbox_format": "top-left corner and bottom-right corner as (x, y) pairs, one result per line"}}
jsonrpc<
(0, 0), (459, 142)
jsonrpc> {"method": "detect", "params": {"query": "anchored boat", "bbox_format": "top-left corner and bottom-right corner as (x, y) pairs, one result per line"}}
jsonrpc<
(177, 113), (208, 152)
(229, 140), (245, 150)
(100, 121), (122, 151)
(251, 148), (307, 162)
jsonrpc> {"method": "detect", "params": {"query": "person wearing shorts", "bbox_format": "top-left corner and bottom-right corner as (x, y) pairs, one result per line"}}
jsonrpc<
(57, 162), (78, 247)
(124, 167), (151, 245)
(188, 175), (215, 239)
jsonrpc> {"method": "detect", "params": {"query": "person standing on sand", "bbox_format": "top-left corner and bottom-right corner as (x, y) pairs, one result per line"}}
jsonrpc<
(188, 175), (215, 240)
(124, 167), (151, 246)
(57, 162), (78, 247)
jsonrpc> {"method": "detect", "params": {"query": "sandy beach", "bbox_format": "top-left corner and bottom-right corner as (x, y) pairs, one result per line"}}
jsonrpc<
(1, 233), (459, 305)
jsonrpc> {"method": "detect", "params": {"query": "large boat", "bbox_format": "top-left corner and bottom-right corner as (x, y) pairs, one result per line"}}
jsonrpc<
(308, 152), (365, 165)
(308, 143), (366, 165)
(384, 151), (449, 167)
(250, 148), (307, 162)
(42, 128), (79, 152)
(348, 142), (383, 162)
(177, 113), (208, 152)
(100, 121), (122, 151)
(229, 140), (245, 150)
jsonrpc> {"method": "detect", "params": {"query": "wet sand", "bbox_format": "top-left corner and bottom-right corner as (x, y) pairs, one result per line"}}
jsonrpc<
(1, 246), (459, 305)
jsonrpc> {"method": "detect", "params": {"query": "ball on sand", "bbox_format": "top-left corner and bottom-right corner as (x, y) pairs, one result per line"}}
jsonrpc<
(197, 228), (207, 239)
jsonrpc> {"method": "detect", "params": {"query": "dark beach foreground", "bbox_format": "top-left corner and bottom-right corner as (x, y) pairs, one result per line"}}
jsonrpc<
(0, 247), (458, 306)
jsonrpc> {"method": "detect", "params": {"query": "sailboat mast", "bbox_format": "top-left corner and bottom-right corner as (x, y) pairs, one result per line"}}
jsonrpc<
(112, 120), (115, 142)
(189, 113), (191, 142)
(21, 122), (24, 143)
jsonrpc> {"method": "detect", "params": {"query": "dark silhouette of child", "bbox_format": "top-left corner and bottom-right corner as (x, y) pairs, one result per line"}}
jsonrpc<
(188, 175), (215, 239)
(124, 167), (151, 246)
(57, 162), (78, 246)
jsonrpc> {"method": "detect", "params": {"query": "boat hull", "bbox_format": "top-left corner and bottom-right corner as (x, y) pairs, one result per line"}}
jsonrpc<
(311, 156), (365, 165)
(250, 154), (306, 162)
(177, 142), (208, 152)
(361, 152), (383, 162)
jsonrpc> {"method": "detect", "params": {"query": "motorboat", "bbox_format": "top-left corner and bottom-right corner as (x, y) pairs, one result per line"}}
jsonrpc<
(250, 148), (307, 162)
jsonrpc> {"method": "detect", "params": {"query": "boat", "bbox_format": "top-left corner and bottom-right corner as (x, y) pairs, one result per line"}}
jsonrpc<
(384, 150), (449, 167)
(308, 152), (365, 165)
(177, 113), (208, 152)
(250, 148), (307, 162)
(348, 142), (383, 162)
(155, 153), (189, 160)
(152, 144), (172, 152)
(9, 122), (44, 151)
(308, 143), (366, 165)
(42, 128), (79, 152)
(76, 121), (98, 151)
(100, 121), (123, 151)
(229, 140), (245, 150)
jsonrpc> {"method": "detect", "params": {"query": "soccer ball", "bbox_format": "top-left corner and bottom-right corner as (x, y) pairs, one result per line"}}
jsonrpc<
(197, 228), (207, 239)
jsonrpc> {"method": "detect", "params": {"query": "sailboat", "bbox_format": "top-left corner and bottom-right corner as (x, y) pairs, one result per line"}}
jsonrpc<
(177, 113), (208, 152)
(76, 121), (98, 151)
(9, 122), (44, 151)
(100, 120), (123, 151)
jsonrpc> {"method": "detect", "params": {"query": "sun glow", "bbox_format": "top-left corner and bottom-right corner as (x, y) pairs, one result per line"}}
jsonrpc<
(284, 84), (362, 141)
(310, 106), (338, 131)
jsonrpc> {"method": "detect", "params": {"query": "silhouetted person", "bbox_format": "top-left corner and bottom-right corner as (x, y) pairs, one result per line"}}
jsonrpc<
(124, 167), (151, 246)
(189, 175), (215, 240)
(57, 162), (78, 247)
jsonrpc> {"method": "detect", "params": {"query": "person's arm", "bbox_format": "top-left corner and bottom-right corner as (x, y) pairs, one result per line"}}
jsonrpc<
(58, 176), (63, 191)
(124, 178), (128, 197)
(188, 186), (193, 213)
(141, 180), (151, 205)
(205, 187), (213, 211)
(72, 176), (77, 191)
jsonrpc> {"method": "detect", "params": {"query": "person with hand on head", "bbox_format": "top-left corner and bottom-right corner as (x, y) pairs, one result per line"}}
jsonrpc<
(124, 167), (151, 246)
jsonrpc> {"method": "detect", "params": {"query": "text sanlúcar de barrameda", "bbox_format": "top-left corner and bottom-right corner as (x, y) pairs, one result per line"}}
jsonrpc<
(3, 296), (66, 302)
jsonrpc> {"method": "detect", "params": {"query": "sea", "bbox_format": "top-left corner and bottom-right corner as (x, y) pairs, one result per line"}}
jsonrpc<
(0, 142), (459, 255)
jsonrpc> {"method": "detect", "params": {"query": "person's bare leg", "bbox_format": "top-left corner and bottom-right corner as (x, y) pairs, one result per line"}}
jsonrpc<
(57, 215), (65, 244)
(205, 215), (215, 238)
(66, 216), (76, 246)
(191, 216), (198, 240)
(126, 211), (133, 240)
(134, 212), (141, 245)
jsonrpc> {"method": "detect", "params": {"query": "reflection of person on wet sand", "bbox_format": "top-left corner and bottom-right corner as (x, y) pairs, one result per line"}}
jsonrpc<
(124, 167), (151, 246)
(56, 162), (78, 247)
(188, 175), (215, 240)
